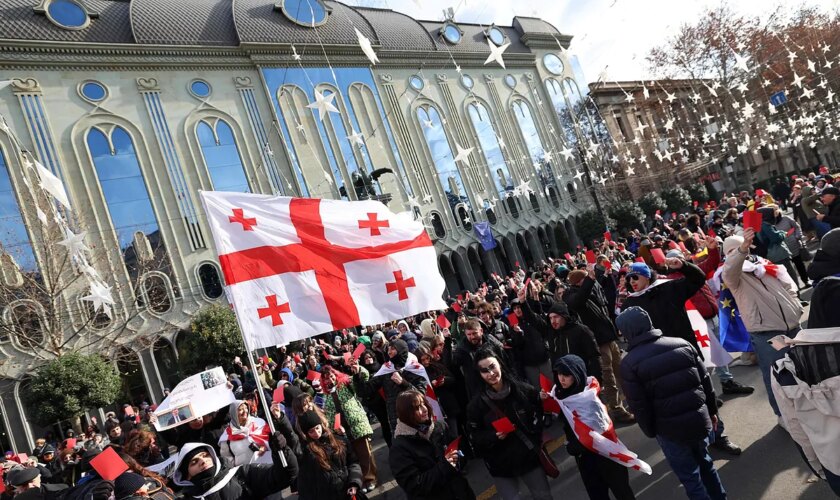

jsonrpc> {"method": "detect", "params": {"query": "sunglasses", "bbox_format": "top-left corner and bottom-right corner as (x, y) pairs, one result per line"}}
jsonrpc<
(478, 363), (499, 374)
(627, 274), (643, 281)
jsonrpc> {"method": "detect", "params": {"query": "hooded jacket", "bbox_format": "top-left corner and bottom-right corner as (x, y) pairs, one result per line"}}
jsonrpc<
(508, 299), (549, 367)
(219, 402), (270, 468)
(552, 355), (590, 456)
(389, 420), (475, 500)
(172, 442), (296, 500)
(618, 307), (717, 443)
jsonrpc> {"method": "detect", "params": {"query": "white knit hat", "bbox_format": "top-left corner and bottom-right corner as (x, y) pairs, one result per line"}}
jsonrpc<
(722, 235), (744, 256)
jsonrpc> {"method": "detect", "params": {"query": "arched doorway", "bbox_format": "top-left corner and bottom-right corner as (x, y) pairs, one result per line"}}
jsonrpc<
(500, 236), (519, 273)
(117, 348), (148, 406)
(553, 223), (571, 253)
(468, 244), (488, 284)
(493, 239), (511, 276)
(438, 252), (460, 298)
(524, 229), (544, 264)
(564, 219), (579, 249)
(537, 226), (555, 257)
(515, 232), (533, 269)
(451, 249), (475, 291)
(153, 338), (182, 391)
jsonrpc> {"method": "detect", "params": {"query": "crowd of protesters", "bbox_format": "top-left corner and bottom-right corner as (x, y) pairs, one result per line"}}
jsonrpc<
(3, 171), (840, 500)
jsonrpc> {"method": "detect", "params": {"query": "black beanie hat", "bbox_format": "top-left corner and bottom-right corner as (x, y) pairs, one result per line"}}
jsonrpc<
(178, 446), (210, 478)
(114, 472), (147, 500)
(298, 411), (323, 434)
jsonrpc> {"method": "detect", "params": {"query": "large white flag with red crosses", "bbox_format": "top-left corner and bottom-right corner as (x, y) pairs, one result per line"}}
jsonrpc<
(685, 301), (733, 369)
(200, 191), (447, 349)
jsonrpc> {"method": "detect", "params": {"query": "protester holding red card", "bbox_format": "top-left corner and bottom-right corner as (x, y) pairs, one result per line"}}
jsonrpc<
(466, 348), (552, 498)
(389, 391), (475, 499)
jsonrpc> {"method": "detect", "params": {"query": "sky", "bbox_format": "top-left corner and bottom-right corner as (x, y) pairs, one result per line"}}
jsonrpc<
(346, 0), (839, 85)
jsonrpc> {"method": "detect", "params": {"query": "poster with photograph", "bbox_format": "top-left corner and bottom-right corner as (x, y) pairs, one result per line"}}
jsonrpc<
(153, 367), (234, 431)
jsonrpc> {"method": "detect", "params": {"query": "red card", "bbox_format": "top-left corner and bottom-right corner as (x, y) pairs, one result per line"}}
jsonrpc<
(451, 302), (462, 312)
(334, 413), (341, 430)
(352, 343), (366, 360)
(603, 231), (612, 242)
(786, 227), (795, 236)
(272, 387), (285, 404)
(515, 261), (520, 268)
(457, 294), (464, 301)
(707, 228), (717, 238)
(293, 354), (302, 364)
(445, 436), (462, 455)
(492, 417), (516, 434)
(650, 248), (666, 264)
(435, 314), (451, 329)
(693, 200), (699, 207)
(524, 277), (531, 287)
(564, 252), (573, 261)
(0, 469), (5, 494)
(63, 438), (76, 450)
(539, 374), (553, 393)
(585, 250), (596, 264)
(15, 453), (28, 464)
(543, 398), (561, 414)
(668, 241), (678, 250)
(306, 370), (320, 382)
(89, 446), (129, 481)
(260, 355), (269, 366)
(506, 312), (519, 327)
(742, 210), (762, 232)
(634, 257), (644, 263)
(342, 352), (351, 365)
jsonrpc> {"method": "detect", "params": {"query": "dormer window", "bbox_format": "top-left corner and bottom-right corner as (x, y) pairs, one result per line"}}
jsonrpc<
(485, 25), (506, 46)
(277, 0), (328, 27)
(37, 0), (92, 30)
(441, 22), (462, 44)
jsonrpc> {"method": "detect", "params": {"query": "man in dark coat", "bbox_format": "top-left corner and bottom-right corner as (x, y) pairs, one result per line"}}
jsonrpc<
(618, 307), (726, 500)
(807, 228), (840, 327)
(451, 320), (508, 400)
(6, 467), (68, 500)
(816, 186), (840, 229)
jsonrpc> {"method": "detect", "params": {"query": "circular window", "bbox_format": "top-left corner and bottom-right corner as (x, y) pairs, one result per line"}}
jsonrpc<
(460, 74), (474, 90)
(409, 75), (425, 91)
(442, 23), (461, 44)
(281, 0), (328, 27)
(487, 26), (505, 46)
(189, 80), (211, 98)
(46, 0), (89, 29)
(504, 75), (517, 89)
(80, 81), (107, 102)
(543, 53), (565, 75)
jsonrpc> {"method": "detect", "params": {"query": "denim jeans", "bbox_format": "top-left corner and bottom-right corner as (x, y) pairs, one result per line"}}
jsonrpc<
(656, 434), (727, 500)
(494, 466), (553, 500)
(749, 328), (800, 416)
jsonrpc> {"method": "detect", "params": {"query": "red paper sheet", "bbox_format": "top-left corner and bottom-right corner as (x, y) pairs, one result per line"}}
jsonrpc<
(435, 314), (451, 329)
(451, 302), (462, 313)
(342, 352), (351, 365)
(786, 227), (796, 236)
(668, 241), (678, 250)
(306, 370), (321, 382)
(634, 257), (644, 263)
(678, 242), (688, 253)
(334, 413), (342, 430)
(445, 436), (462, 455)
(273, 387), (285, 404)
(352, 343), (366, 360)
(564, 253), (573, 262)
(542, 398), (561, 414)
(650, 248), (666, 264)
(707, 228), (717, 238)
(492, 417), (516, 434)
(603, 231), (612, 241)
(89, 447), (129, 481)
(506, 312), (519, 327)
(585, 250), (596, 264)
(743, 210), (762, 232)
(539, 374), (553, 393)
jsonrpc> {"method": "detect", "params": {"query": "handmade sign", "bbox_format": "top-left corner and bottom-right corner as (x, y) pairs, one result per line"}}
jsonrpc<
(153, 367), (233, 431)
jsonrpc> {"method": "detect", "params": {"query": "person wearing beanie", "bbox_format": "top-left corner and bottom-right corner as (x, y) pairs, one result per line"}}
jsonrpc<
(172, 437), (296, 500)
(296, 410), (363, 500)
(617, 307), (726, 500)
(357, 338), (428, 438)
(561, 265), (633, 425)
(816, 185), (840, 230)
(721, 228), (803, 419)
(806, 228), (840, 327)
(113, 472), (147, 500)
(551, 355), (636, 500)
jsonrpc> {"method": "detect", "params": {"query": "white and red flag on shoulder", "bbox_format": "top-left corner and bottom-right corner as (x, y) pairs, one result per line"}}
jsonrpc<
(551, 377), (652, 474)
(373, 353), (445, 422)
(685, 301), (733, 369)
(200, 192), (447, 349)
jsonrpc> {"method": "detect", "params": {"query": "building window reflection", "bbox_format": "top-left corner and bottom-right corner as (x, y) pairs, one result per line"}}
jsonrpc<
(196, 120), (251, 193)
(7, 301), (45, 350)
(466, 102), (513, 201)
(0, 149), (37, 272)
(546, 78), (580, 153)
(197, 262), (224, 299)
(416, 105), (472, 225)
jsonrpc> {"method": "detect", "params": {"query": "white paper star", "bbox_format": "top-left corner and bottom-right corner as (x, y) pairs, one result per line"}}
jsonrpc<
(82, 281), (115, 318)
(58, 228), (88, 256)
(625, 166), (635, 176)
(306, 90), (340, 122)
(664, 118), (675, 131)
(559, 147), (574, 161)
(802, 87), (815, 99)
(542, 150), (554, 163)
(291, 45), (301, 61)
(35, 161), (71, 209)
(453, 144), (473, 165)
(355, 28), (379, 65)
(665, 92), (676, 103)
(623, 92), (634, 104)
(573, 170), (584, 181)
(792, 72), (804, 88)
(347, 129), (365, 147)
(484, 40), (510, 69)
(734, 52), (751, 72)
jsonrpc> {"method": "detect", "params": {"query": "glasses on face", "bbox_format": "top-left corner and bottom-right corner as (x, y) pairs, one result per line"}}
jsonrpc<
(478, 363), (499, 374)
(627, 274), (642, 281)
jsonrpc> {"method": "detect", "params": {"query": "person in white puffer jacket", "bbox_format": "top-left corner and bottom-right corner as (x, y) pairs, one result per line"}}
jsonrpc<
(218, 400), (272, 467)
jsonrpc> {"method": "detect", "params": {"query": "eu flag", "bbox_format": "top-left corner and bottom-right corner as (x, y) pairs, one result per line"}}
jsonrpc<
(718, 285), (754, 352)
(474, 222), (497, 251)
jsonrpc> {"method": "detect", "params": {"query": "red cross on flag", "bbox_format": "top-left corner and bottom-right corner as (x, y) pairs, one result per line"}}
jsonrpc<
(200, 192), (447, 348)
(685, 301), (732, 369)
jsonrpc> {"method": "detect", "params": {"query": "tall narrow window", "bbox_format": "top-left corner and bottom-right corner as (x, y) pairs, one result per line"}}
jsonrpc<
(0, 149), (36, 272)
(322, 89), (379, 200)
(512, 100), (558, 196)
(467, 102), (512, 200)
(546, 78), (579, 152)
(196, 120), (251, 193)
(87, 127), (164, 280)
(416, 106), (472, 224)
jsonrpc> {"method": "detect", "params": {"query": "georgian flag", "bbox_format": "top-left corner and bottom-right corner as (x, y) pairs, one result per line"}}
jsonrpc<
(200, 192), (447, 349)
(685, 301), (733, 369)
(551, 377), (652, 474)
(373, 353), (445, 422)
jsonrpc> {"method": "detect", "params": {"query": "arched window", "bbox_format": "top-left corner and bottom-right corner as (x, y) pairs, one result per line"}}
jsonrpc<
(321, 89), (378, 200)
(87, 127), (164, 280)
(512, 99), (558, 194)
(529, 192), (540, 212)
(484, 199), (497, 225)
(142, 273), (172, 314)
(116, 348), (147, 405)
(467, 102), (513, 200)
(416, 106), (472, 224)
(196, 120), (250, 193)
(567, 182), (578, 203)
(153, 338), (182, 391)
(429, 212), (446, 239)
(562, 78), (598, 138)
(7, 301), (45, 350)
(0, 149), (36, 272)
(545, 78), (580, 152)
(197, 262), (224, 299)
(547, 186), (560, 208)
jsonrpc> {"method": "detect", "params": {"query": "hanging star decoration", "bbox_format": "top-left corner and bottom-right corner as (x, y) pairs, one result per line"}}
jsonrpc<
(291, 45), (301, 61)
(484, 39), (510, 69)
(347, 129), (365, 147)
(573, 170), (585, 181)
(58, 228), (88, 257)
(306, 90), (340, 121)
(453, 143), (473, 165)
(733, 52), (750, 72)
(355, 28), (379, 65)
(82, 281), (115, 318)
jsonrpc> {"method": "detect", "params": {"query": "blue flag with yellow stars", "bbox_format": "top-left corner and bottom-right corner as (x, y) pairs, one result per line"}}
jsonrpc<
(717, 284), (753, 352)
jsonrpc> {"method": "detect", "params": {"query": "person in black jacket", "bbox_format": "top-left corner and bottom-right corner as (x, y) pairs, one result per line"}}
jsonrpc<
(552, 355), (636, 500)
(519, 299), (602, 382)
(389, 391), (475, 500)
(171, 434), (297, 500)
(617, 307), (726, 500)
(563, 268), (634, 424)
(296, 411), (362, 500)
(807, 228), (840, 328)
(451, 320), (509, 400)
(466, 347), (552, 500)
(508, 293), (551, 393)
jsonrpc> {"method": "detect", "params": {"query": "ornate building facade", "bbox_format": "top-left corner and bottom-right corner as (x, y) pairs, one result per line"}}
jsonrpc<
(0, 0), (594, 449)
